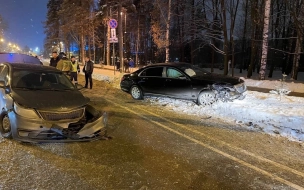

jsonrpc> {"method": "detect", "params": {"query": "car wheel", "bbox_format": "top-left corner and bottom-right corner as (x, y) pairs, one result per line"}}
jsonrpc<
(198, 91), (216, 106)
(130, 85), (143, 100)
(0, 112), (12, 138)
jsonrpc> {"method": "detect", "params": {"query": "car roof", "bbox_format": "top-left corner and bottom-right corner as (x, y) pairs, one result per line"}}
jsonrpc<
(147, 62), (191, 67)
(0, 53), (42, 65)
(1, 62), (59, 72)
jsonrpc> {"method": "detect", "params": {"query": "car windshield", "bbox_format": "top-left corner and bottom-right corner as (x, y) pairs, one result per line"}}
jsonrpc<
(11, 70), (75, 91)
(178, 65), (210, 77)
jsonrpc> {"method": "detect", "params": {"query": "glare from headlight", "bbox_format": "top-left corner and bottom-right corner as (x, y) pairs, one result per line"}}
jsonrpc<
(14, 102), (39, 119)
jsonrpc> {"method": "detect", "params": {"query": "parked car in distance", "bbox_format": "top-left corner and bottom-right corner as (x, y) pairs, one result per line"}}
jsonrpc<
(0, 62), (108, 142)
(120, 62), (247, 106)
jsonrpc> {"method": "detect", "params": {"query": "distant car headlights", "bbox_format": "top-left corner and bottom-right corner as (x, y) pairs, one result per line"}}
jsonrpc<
(13, 102), (40, 119)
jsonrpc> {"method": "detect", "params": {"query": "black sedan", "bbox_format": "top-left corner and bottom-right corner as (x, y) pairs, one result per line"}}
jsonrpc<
(120, 62), (246, 106)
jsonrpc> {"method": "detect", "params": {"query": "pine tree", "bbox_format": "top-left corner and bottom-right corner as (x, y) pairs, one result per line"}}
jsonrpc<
(44, 0), (63, 53)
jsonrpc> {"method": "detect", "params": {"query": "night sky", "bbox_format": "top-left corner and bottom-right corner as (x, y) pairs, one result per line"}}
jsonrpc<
(0, 0), (48, 53)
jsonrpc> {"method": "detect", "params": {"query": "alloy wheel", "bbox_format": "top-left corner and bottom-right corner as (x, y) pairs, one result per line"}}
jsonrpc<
(198, 91), (216, 106)
(130, 86), (142, 100)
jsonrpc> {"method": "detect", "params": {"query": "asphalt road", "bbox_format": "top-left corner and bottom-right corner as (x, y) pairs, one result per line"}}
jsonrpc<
(0, 77), (304, 190)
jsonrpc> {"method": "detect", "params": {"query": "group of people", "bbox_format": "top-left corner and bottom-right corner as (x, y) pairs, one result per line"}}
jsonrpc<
(49, 51), (94, 89)
(123, 58), (135, 73)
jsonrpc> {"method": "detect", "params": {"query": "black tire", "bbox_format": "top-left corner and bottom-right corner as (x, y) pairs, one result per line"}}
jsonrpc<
(0, 112), (12, 139)
(197, 91), (216, 106)
(130, 85), (143, 100)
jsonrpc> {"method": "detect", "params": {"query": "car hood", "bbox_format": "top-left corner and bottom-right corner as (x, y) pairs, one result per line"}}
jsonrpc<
(10, 89), (89, 110)
(191, 73), (242, 85)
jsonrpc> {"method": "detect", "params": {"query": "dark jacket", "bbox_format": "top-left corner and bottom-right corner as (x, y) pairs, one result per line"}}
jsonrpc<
(83, 60), (94, 73)
(50, 56), (60, 67)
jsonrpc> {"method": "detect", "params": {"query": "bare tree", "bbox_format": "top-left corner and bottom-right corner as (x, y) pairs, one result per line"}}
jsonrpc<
(287, 0), (304, 80)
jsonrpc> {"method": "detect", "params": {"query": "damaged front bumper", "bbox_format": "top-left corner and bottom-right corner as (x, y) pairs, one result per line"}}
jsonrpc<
(212, 82), (247, 102)
(9, 110), (108, 143)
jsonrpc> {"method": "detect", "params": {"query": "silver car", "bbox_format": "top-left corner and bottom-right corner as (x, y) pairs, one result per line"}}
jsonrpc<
(0, 54), (108, 142)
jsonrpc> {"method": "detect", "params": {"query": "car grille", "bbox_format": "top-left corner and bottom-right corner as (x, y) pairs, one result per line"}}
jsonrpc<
(234, 83), (247, 93)
(38, 108), (85, 121)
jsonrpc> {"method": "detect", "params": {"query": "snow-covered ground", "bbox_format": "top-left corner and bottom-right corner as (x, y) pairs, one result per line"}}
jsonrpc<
(143, 69), (304, 142)
(90, 65), (304, 142)
(144, 92), (304, 142)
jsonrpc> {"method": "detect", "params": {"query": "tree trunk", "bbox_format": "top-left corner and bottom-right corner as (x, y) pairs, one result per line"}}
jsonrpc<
(229, 0), (240, 77)
(190, 0), (195, 64)
(106, 6), (111, 65)
(268, 0), (279, 78)
(118, 2), (124, 72)
(291, 34), (301, 80)
(220, 0), (229, 75)
(240, 0), (248, 73)
(247, 0), (258, 78)
(211, 0), (219, 73)
(81, 28), (85, 64)
(135, 16), (139, 66)
(165, 0), (172, 63)
(259, 0), (271, 80)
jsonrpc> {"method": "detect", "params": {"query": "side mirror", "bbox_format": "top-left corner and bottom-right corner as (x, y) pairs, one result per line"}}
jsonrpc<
(0, 81), (10, 94)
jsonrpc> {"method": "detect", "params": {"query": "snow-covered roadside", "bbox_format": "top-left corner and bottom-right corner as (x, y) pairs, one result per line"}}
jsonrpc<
(90, 71), (304, 142)
(144, 92), (304, 142)
(244, 78), (304, 93)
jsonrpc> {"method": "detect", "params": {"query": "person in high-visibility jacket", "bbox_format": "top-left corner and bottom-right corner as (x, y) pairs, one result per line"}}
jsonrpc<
(70, 56), (80, 85)
(56, 53), (72, 75)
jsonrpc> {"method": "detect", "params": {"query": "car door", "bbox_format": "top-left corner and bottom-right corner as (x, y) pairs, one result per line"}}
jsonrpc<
(138, 66), (166, 95)
(163, 67), (192, 99)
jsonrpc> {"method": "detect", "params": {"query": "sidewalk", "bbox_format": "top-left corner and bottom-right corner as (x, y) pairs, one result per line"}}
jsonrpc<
(79, 63), (138, 82)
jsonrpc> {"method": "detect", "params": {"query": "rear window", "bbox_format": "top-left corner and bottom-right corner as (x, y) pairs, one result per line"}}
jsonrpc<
(140, 67), (163, 77)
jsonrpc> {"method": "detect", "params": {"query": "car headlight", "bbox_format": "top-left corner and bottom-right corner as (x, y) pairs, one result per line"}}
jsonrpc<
(14, 102), (39, 119)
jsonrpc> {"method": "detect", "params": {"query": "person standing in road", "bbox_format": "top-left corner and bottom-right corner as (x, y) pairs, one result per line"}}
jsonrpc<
(70, 56), (80, 85)
(56, 53), (72, 75)
(49, 51), (60, 67)
(124, 58), (129, 73)
(129, 58), (135, 72)
(83, 56), (94, 89)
